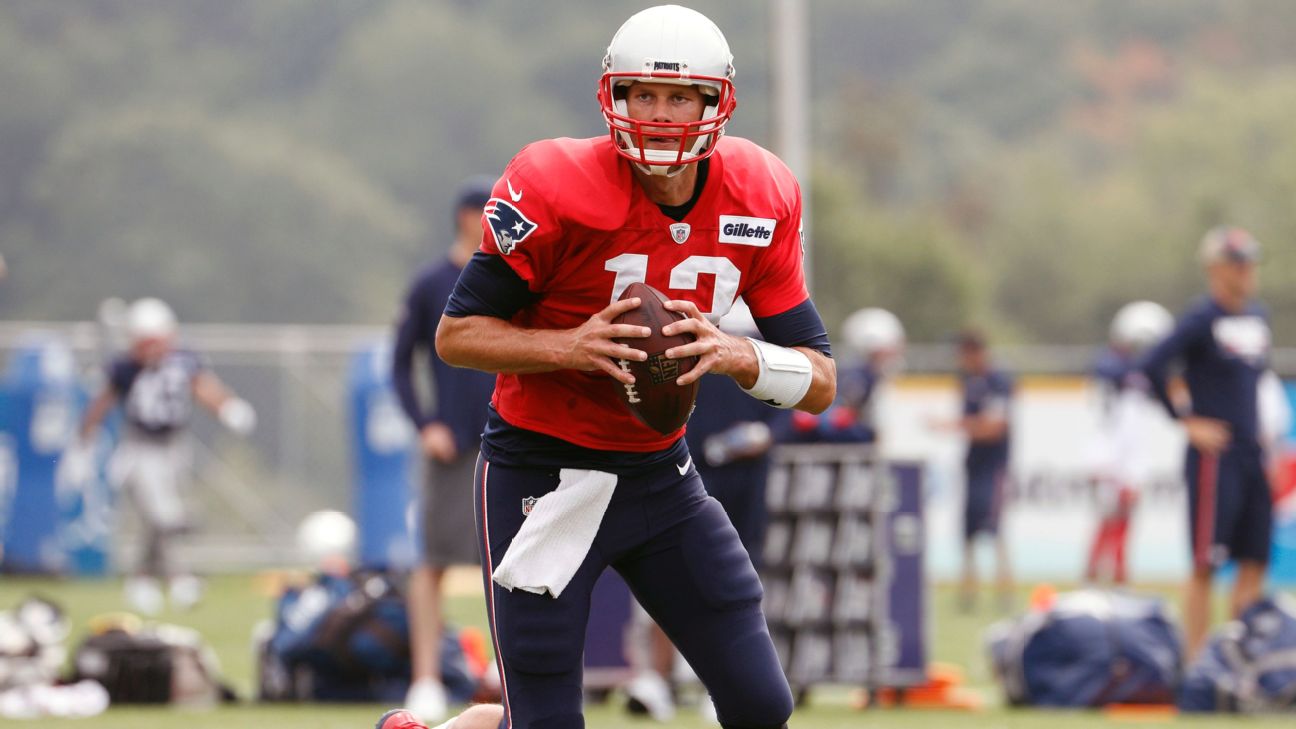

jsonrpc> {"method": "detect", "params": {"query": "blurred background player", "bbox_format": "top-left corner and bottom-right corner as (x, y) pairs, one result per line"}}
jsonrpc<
(63, 297), (256, 613)
(1138, 226), (1273, 659)
(1083, 301), (1175, 584)
(835, 307), (906, 444)
(391, 175), (499, 723)
(934, 330), (1015, 612)
(777, 307), (905, 445)
(624, 300), (791, 722)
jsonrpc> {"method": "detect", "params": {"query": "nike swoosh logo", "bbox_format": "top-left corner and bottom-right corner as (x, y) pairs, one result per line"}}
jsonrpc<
(506, 178), (523, 202)
(676, 456), (692, 475)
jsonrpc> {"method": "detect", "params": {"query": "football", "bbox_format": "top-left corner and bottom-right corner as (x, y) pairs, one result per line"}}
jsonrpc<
(611, 282), (700, 434)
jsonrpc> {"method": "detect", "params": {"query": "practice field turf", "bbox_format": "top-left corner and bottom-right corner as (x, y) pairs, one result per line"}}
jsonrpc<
(1, 573), (1292, 728)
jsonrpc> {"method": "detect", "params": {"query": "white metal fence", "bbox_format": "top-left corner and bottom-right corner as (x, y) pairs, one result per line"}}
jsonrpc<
(2, 320), (1293, 574)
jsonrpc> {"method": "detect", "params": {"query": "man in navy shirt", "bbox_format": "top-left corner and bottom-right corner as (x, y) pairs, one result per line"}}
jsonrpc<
(952, 331), (1014, 612)
(1138, 226), (1273, 658)
(391, 176), (500, 723)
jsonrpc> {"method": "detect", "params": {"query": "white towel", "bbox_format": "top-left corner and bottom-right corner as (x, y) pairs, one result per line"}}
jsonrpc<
(492, 468), (618, 599)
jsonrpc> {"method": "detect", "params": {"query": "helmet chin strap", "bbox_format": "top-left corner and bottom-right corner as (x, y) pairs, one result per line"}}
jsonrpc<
(635, 160), (689, 177)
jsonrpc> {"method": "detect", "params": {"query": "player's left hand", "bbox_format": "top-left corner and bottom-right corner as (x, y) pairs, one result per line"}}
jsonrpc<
(57, 439), (96, 486)
(660, 300), (758, 387)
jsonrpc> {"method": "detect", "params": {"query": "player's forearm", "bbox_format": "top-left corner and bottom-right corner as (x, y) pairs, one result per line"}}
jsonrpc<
(794, 348), (836, 414)
(966, 416), (1008, 442)
(193, 371), (233, 412)
(436, 314), (570, 374)
(78, 391), (116, 440)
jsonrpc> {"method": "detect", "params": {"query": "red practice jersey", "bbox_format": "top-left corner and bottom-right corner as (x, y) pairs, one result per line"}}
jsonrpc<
(480, 135), (808, 452)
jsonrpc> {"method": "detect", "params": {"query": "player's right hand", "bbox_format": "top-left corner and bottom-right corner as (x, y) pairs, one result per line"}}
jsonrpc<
(562, 297), (649, 384)
(1183, 415), (1230, 454)
(420, 422), (458, 463)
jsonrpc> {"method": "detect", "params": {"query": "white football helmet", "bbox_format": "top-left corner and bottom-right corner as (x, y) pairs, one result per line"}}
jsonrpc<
(598, 5), (737, 176)
(126, 297), (177, 342)
(842, 308), (905, 358)
(1110, 301), (1173, 352)
(296, 509), (357, 566)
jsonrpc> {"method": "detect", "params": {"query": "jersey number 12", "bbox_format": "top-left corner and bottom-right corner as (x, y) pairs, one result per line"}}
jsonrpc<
(604, 254), (740, 321)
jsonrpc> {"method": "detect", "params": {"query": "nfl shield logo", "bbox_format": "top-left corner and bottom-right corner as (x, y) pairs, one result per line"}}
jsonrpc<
(521, 496), (538, 517)
(669, 223), (691, 244)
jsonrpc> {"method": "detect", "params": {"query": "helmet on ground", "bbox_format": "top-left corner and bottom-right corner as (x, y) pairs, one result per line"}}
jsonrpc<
(296, 509), (357, 567)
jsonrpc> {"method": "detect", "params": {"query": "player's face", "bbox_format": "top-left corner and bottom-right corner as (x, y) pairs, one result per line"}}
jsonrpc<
(456, 205), (482, 241)
(1210, 259), (1258, 300)
(131, 335), (172, 365)
(871, 347), (905, 376)
(958, 345), (987, 374)
(624, 82), (706, 150)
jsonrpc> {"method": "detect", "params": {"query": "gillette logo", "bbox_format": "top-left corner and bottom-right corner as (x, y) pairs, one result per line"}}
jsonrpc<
(718, 216), (776, 247)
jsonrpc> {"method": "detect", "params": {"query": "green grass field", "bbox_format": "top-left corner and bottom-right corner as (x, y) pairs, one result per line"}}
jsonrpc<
(1, 573), (1292, 728)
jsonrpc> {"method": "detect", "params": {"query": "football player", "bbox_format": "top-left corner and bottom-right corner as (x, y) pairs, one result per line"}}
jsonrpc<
(392, 176), (500, 723)
(378, 5), (835, 729)
(934, 330), (1015, 613)
(835, 307), (906, 443)
(66, 297), (255, 613)
(1084, 301), (1174, 584)
(1137, 226), (1273, 659)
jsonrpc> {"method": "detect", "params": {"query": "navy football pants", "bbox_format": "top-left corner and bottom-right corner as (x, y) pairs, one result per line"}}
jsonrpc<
(1185, 445), (1273, 569)
(963, 459), (1006, 540)
(474, 455), (793, 729)
(696, 459), (772, 571)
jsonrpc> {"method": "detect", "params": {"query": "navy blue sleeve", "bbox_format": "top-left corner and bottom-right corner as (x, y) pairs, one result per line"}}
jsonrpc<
(838, 366), (877, 409)
(444, 252), (537, 320)
(177, 349), (208, 380)
(391, 279), (430, 428)
(107, 357), (137, 395)
(753, 299), (832, 356)
(1137, 307), (1209, 419)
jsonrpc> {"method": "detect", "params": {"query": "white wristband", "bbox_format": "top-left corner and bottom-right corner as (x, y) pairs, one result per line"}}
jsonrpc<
(741, 338), (813, 409)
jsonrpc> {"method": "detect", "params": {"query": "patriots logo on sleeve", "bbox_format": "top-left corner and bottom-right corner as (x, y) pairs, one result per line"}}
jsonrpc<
(485, 198), (538, 255)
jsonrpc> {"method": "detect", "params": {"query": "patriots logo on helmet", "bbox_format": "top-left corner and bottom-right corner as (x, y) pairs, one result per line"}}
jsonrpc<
(485, 198), (538, 255)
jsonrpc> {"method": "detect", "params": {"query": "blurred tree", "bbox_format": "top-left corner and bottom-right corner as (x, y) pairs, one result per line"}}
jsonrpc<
(811, 166), (985, 343)
(8, 106), (418, 323)
(0, 0), (1294, 350)
(977, 71), (1296, 343)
